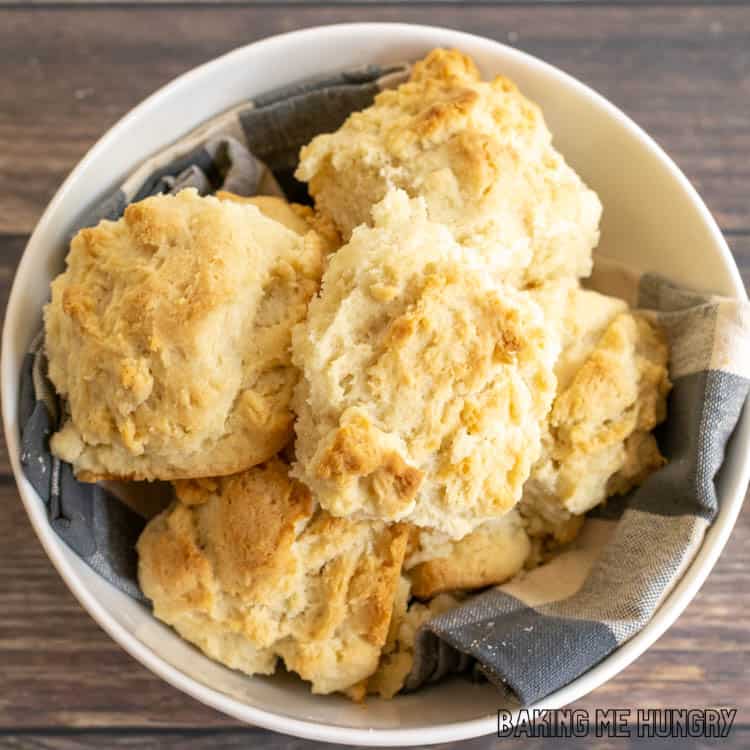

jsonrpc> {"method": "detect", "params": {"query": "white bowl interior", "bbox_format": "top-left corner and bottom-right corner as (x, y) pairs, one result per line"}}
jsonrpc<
(3, 23), (748, 746)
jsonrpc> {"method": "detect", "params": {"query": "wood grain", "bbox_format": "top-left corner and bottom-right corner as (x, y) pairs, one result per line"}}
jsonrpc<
(0, 235), (27, 476)
(1, 731), (749, 750)
(2, 0), (747, 5)
(0, 5), (749, 236)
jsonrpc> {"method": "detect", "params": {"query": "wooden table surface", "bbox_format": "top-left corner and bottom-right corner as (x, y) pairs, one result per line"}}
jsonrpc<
(1, 2), (749, 748)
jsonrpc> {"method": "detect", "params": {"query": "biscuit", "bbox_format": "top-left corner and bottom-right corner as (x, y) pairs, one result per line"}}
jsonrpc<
(45, 189), (324, 481)
(216, 191), (312, 235)
(521, 288), (671, 528)
(137, 459), (409, 695)
(404, 510), (531, 599)
(530, 279), (629, 390)
(216, 191), (341, 252)
(297, 48), (601, 286)
(366, 592), (462, 699)
(291, 190), (559, 539)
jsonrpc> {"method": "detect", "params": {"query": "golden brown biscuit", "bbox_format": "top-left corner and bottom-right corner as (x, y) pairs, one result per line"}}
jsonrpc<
(366, 591), (462, 699)
(216, 191), (341, 252)
(45, 189), (324, 481)
(289, 204), (342, 253)
(405, 510), (531, 599)
(291, 190), (559, 539)
(216, 191), (313, 235)
(137, 459), (409, 695)
(297, 48), (601, 286)
(530, 280), (629, 390)
(521, 291), (671, 531)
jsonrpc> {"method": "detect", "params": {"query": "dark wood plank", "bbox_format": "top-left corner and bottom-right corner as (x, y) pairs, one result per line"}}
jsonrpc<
(2, 0), (748, 5)
(0, 488), (237, 728)
(0, 5), (749, 235)
(0, 234), (31, 476)
(0, 235), (25, 323)
(730, 234), (750, 291)
(0, 477), (747, 728)
(1, 729), (749, 750)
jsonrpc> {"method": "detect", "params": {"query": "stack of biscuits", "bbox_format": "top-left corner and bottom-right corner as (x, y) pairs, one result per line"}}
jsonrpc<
(44, 49), (671, 699)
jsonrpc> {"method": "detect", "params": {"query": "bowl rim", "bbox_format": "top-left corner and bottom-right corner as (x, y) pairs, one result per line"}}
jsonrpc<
(3, 22), (748, 746)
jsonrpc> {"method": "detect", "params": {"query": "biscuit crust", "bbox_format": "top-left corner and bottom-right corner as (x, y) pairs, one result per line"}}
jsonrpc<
(366, 591), (462, 699)
(405, 510), (531, 599)
(137, 460), (409, 695)
(216, 191), (341, 252)
(45, 189), (324, 481)
(291, 190), (559, 539)
(297, 48), (601, 286)
(522, 287), (671, 528)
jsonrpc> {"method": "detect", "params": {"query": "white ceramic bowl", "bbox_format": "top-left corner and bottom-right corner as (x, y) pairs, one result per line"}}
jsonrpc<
(3, 23), (748, 746)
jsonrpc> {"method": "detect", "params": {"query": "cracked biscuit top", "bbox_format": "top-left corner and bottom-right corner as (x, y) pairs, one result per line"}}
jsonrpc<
(137, 459), (409, 695)
(45, 189), (324, 481)
(291, 190), (559, 539)
(297, 48), (601, 287)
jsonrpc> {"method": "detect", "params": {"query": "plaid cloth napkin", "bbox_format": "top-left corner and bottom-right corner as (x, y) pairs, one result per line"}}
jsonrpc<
(18, 62), (750, 706)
